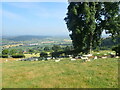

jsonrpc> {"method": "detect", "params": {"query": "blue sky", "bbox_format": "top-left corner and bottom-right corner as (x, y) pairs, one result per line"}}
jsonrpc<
(2, 2), (69, 36)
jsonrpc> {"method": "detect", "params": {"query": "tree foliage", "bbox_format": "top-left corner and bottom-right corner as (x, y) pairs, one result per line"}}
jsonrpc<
(65, 2), (120, 54)
(2, 49), (9, 55)
(11, 54), (25, 58)
(9, 49), (17, 55)
(52, 45), (61, 52)
(40, 52), (48, 60)
(112, 44), (120, 56)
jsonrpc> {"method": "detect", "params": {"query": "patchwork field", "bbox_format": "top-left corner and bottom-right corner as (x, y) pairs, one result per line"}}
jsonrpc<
(2, 58), (118, 88)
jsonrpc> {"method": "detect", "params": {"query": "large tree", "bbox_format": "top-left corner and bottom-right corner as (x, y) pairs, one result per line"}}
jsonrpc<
(103, 2), (120, 37)
(64, 2), (120, 54)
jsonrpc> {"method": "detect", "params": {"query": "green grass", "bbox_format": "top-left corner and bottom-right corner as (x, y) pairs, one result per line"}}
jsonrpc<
(92, 50), (115, 56)
(2, 58), (118, 88)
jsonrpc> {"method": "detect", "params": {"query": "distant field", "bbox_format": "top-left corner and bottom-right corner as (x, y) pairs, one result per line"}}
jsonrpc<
(2, 58), (118, 88)
(24, 53), (40, 58)
(0, 53), (40, 62)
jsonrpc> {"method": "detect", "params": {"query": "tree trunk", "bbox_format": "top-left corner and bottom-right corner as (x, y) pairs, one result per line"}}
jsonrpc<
(89, 33), (93, 54)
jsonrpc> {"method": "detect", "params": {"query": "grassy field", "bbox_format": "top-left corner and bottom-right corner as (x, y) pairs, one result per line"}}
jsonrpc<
(2, 58), (118, 88)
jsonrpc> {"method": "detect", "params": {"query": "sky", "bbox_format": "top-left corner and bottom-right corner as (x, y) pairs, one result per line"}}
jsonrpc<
(2, 2), (69, 36)
(1, 2), (110, 37)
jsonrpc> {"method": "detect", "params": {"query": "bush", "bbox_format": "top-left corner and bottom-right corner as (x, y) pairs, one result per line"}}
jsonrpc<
(40, 52), (48, 60)
(11, 54), (25, 58)
(2, 49), (9, 55)
(2, 55), (8, 58)
(112, 45), (120, 56)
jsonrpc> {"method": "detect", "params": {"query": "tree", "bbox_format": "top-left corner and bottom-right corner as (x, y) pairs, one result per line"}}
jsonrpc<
(64, 46), (72, 51)
(2, 49), (9, 55)
(18, 49), (24, 54)
(52, 45), (61, 52)
(40, 52), (48, 60)
(112, 44), (120, 56)
(64, 2), (120, 54)
(9, 49), (17, 55)
(103, 2), (120, 37)
(11, 54), (25, 58)
(51, 51), (61, 59)
(28, 49), (34, 54)
(44, 47), (50, 51)
(65, 2), (98, 54)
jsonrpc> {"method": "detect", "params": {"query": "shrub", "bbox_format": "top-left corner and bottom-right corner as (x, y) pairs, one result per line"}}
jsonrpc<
(11, 54), (25, 58)
(2, 55), (8, 58)
(2, 49), (9, 55)
(112, 45), (120, 56)
(40, 52), (48, 60)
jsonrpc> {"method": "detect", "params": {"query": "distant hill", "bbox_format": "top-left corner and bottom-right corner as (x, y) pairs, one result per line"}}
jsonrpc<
(101, 36), (120, 48)
(2, 35), (50, 41)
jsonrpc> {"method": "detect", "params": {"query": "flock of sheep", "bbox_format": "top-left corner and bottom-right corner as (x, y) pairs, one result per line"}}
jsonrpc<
(4, 52), (119, 62)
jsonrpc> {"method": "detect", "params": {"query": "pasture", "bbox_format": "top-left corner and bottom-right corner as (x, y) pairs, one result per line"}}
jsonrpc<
(2, 58), (118, 88)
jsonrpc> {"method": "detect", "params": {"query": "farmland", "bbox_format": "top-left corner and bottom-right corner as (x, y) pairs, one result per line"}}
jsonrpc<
(2, 58), (118, 88)
(1, 36), (119, 88)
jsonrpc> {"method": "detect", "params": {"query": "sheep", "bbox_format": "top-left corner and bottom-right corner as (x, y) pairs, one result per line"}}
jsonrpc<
(69, 57), (72, 59)
(81, 56), (88, 60)
(115, 56), (119, 58)
(83, 54), (92, 57)
(55, 59), (60, 62)
(94, 56), (98, 60)
(35, 58), (38, 61)
(101, 56), (107, 59)
(104, 54), (107, 55)
(81, 56), (88, 62)
(47, 57), (51, 60)
(71, 58), (76, 61)
(86, 59), (90, 62)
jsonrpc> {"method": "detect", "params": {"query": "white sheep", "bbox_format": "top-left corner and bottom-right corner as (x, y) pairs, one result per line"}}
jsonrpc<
(115, 56), (119, 58)
(71, 58), (76, 61)
(81, 56), (88, 60)
(83, 54), (92, 57)
(35, 58), (38, 61)
(86, 59), (90, 62)
(47, 57), (51, 60)
(101, 56), (107, 59)
(55, 59), (60, 62)
(94, 56), (98, 60)
(104, 54), (107, 55)
(69, 57), (72, 59)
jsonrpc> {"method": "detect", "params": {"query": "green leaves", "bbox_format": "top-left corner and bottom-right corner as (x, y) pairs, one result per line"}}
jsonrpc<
(65, 2), (120, 54)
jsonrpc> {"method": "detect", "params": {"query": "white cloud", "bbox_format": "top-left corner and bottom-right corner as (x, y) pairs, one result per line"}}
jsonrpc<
(2, 2), (68, 20)
(6, 3), (41, 9)
(2, 9), (25, 20)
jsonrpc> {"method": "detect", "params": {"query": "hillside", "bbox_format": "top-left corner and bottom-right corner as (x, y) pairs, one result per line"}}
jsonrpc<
(101, 36), (120, 48)
(2, 35), (50, 41)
